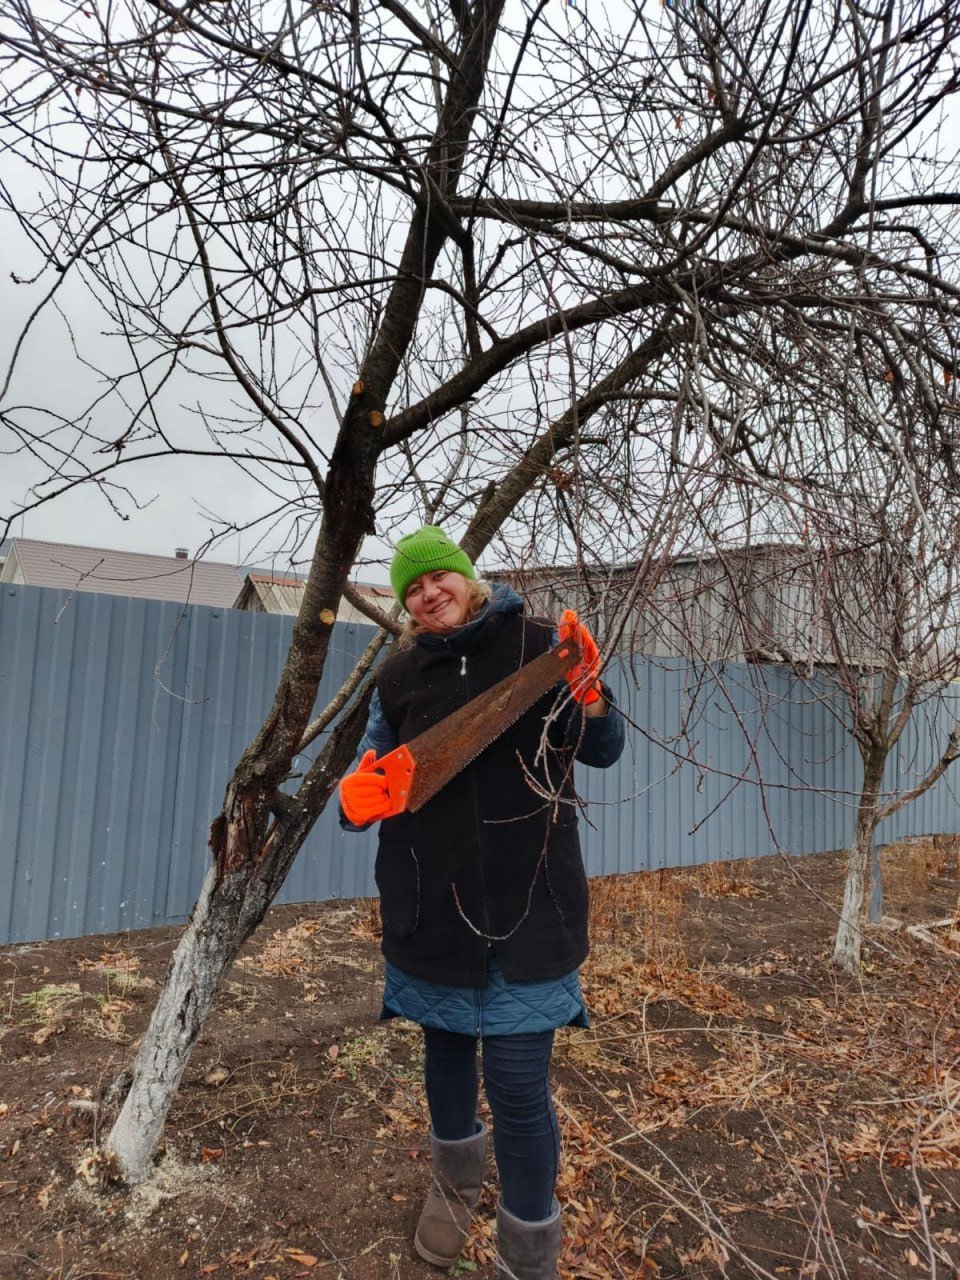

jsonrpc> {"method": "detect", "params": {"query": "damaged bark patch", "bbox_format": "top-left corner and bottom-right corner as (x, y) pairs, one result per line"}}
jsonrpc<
(210, 788), (277, 878)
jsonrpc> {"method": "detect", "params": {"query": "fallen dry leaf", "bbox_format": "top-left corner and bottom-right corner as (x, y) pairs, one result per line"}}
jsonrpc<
(285, 1248), (318, 1266)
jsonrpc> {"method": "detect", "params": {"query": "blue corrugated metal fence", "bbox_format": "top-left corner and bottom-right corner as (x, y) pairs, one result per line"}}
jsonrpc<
(1, 584), (958, 944)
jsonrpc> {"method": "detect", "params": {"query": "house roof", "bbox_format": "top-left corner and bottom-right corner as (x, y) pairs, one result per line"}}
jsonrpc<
(1, 538), (244, 608)
(233, 572), (394, 620)
(487, 541), (809, 581)
(234, 572), (308, 614)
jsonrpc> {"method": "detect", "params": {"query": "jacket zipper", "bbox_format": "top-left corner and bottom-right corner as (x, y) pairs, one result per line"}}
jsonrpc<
(461, 652), (493, 952)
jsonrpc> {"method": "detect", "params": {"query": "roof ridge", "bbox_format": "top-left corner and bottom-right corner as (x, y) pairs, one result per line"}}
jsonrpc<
(12, 536), (238, 568)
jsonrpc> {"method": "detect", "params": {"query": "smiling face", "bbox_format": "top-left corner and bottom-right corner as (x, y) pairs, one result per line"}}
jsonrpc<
(404, 569), (472, 632)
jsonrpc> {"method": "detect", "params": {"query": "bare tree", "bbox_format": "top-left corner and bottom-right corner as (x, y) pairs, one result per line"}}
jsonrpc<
(570, 333), (960, 976)
(617, 333), (960, 977)
(1, 0), (959, 1181)
(761, 364), (960, 975)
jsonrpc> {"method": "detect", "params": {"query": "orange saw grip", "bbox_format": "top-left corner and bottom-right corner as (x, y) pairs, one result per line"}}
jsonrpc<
(376, 743), (417, 816)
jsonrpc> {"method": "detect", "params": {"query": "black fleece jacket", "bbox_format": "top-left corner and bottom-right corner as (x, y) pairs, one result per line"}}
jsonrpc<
(372, 604), (624, 987)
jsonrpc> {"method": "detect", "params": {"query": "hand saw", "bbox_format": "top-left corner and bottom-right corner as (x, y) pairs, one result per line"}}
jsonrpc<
(375, 638), (581, 814)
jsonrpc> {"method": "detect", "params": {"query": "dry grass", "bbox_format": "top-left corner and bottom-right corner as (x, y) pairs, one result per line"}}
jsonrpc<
(546, 853), (960, 1278)
(879, 834), (960, 920)
(588, 867), (689, 970)
(693, 856), (766, 900)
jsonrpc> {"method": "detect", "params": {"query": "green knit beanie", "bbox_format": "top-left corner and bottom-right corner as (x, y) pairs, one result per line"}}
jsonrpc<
(390, 525), (475, 604)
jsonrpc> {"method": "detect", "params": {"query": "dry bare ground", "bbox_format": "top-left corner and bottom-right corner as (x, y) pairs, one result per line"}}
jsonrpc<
(1, 841), (958, 1280)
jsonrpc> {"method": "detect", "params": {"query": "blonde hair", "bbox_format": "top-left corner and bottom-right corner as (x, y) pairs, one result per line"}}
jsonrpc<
(399, 577), (493, 643)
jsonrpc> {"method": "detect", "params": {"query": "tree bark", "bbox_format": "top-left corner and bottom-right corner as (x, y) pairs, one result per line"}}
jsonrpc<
(103, 684), (373, 1181)
(105, 865), (251, 1183)
(833, 759), (884, 974)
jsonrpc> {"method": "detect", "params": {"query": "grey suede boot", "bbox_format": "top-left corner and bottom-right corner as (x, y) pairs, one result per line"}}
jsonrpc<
(414, 1122), (488, 1269)
(496, 1197), (562, 1280)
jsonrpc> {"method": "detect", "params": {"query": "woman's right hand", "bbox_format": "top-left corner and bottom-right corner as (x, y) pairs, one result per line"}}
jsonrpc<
(558, 609), (602, 705)
(339, 749), (395, 825)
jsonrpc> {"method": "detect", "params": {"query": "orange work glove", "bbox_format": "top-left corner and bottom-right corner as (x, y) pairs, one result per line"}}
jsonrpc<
(558, 609), (602, 705)
(340, 749), (399, 825)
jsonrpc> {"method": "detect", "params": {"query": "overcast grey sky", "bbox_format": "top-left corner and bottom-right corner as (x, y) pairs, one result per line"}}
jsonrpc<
(3, 0), (957, 581)
(0, 249), (322, 564)
(0, 190), (368, 576)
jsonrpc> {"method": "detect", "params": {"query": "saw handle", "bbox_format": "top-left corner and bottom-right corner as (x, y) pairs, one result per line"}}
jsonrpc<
(557, 610), (602, 705)
(372, 743), (416, 815)
(339, 746), (415, 824)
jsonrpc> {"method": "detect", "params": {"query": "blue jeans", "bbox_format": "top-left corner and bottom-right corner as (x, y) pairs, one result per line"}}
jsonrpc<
(423, 1026), (559, 1222)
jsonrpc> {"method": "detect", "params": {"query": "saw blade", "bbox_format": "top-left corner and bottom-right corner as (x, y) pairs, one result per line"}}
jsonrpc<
(404, 638), (580, 812)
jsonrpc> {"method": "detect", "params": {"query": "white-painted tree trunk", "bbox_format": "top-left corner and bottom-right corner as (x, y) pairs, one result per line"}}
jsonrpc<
(833, 774), (882, 974)
(832, 824), (873, 973)
(105, 865), (264, 1183)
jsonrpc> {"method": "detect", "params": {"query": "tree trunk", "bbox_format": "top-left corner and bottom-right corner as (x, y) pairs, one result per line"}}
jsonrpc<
(104, 806), (344, 1183)
(103, 670), (372, 1182)
(833, 762), (884, 974)
(105, 865), (256, 1183)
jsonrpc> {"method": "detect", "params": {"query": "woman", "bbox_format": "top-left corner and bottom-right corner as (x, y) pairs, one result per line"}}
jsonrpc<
(339, 525), (625, 1280)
